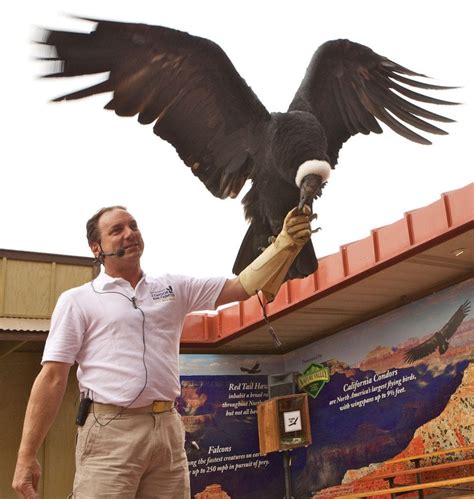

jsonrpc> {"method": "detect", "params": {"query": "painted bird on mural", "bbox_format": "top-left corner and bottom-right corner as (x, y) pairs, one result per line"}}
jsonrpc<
(37, 18), (457, 278)
(240, 362), (261, 374)
(404, 300), (471, 363)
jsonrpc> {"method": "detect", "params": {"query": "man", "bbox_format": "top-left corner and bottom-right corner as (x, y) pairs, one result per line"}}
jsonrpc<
(13, 204), (312, 498)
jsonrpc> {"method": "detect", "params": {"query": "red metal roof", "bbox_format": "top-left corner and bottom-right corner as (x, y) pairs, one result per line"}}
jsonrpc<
(181, 183), (473, 349)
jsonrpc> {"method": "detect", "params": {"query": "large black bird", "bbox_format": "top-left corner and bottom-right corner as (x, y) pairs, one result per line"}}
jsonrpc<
(404, 300), (471, 363)
(37, 18), (457, 278)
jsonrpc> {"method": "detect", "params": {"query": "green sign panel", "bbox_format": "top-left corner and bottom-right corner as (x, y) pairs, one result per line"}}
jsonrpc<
(298, 363), (330, 399)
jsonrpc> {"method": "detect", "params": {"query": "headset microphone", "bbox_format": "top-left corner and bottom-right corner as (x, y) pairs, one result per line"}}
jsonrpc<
(100, 247), (125, 258)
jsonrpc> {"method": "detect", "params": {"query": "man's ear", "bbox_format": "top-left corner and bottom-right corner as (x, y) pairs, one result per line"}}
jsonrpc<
(90, 242), (100, 259)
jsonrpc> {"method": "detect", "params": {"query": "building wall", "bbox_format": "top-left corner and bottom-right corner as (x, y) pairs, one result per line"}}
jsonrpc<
(0, 254), (96, 319)
(0, 252), (94, 498)
(0, 353), (78, 498)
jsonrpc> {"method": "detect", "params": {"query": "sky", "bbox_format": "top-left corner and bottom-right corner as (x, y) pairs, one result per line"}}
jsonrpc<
(2, 0), (472, 279)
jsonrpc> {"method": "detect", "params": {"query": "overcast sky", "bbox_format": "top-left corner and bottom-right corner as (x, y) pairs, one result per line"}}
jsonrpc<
(2, 0), (472, 279)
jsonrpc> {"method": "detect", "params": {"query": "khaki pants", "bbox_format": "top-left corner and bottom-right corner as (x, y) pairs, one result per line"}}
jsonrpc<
(72, 409), (190, 498)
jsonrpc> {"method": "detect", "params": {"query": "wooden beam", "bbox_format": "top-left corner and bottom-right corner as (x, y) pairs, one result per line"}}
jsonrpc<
(0, 341), (28, 360)
(386, 444), (474, 465)
(336, 475), (474, 498)
(358, 458), (474, 482)
(0, 257), (6, 316)
(0, 332), (47, 342)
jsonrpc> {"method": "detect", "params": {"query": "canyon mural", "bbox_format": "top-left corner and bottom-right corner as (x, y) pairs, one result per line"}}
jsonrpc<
(180, 279), (473, 498)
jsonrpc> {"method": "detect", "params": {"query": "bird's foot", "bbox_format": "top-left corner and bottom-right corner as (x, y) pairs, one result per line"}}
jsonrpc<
(309, 212), (320, 233)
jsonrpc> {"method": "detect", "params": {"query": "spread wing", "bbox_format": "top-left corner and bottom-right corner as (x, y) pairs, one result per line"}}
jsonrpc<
(240, 362), (260, 373)
(404, 335), (440, 364)
(439, 300), (471, 340)
(250, 362), (261, 373)
(404, 300), (471, 363)
(38, 18), (271, 199)
(288, 39), (458, 166)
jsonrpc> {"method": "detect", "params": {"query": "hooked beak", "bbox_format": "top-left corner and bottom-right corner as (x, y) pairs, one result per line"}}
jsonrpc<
(298, 174), (326, 211)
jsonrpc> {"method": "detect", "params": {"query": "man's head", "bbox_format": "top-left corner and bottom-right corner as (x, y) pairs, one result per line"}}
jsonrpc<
(86, 206), (144, 264)
(86, 205), (127, 246)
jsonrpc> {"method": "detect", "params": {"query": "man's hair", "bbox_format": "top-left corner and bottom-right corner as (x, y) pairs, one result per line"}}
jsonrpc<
(86, 205), (127, 245)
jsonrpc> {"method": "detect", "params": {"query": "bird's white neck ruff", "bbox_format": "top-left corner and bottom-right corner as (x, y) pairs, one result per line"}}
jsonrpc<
(295, 160), (331, 187)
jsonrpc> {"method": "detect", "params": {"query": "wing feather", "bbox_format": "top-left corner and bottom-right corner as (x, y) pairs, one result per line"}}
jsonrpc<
(390, 73), (458, 91)
(360, 90), (433, 145)
(440, 300), (471, 340)
(387, 79), (458, 106)
(289, 39), (457, 166)
(404, 336), (439, 363)
(362, 80), (448, 138)
(368, 78), (455, 123)
(39, 18), (271, 199)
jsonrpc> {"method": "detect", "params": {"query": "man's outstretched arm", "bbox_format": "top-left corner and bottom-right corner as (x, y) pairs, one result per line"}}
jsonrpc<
(216, 206), (312, 307)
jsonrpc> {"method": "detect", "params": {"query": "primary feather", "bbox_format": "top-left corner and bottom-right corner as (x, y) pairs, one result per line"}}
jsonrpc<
(37, 18), (458, 279)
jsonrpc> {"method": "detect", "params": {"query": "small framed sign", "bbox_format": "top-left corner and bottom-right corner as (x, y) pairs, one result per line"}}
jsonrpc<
(257, 394), (311, 453)
(283, 410), (302, 432)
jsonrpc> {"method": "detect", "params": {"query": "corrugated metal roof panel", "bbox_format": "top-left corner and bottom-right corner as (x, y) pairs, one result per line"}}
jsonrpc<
(0, 318), (50, 332)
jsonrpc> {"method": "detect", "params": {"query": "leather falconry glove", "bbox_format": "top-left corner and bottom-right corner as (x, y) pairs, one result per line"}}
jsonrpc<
(238, 205), (312, 302)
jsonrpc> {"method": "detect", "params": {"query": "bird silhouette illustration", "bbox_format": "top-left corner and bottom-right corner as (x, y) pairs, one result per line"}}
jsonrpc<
(240, 362), (261, 374)
(404, 300), (471, 363)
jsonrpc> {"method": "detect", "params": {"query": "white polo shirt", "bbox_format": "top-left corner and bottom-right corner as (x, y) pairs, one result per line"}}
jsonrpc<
(42, 271), (226, 406)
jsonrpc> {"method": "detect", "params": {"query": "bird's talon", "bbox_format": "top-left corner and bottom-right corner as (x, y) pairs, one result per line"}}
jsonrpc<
(312, 227), (322, 233)
(267, 236), (276, 245)
(310, 213), (318, 221)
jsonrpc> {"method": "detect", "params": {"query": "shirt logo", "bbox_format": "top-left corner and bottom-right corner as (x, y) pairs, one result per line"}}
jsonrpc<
(151, 285), (175, 302)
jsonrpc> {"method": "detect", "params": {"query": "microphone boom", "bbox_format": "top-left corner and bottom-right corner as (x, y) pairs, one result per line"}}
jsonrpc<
(100, 248), (125, 258)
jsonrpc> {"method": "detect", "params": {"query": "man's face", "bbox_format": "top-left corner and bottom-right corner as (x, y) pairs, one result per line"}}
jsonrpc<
(91, 208), (144, 262)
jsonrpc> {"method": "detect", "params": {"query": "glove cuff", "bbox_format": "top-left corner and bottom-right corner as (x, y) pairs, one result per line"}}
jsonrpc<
(238, 235), (299, 302)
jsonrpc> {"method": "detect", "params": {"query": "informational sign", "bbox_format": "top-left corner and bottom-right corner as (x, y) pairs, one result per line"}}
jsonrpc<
(177, 375), (284, 497)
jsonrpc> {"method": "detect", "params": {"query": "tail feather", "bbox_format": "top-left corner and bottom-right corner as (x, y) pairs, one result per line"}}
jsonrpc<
(287, 240), (318, 279)
(232, 224), (257, 275)
(232, 224), (318, 279)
